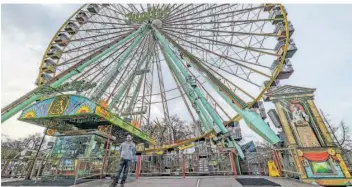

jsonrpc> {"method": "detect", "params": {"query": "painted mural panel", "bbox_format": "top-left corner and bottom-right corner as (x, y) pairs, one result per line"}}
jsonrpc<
(311, 161), (333, 174)
(48, 95), (70, 115)
(19, 95), (97, 120)
(280, 99), (321, 147)
(289, 102), (320, 147)
(20, 97), (53, 119)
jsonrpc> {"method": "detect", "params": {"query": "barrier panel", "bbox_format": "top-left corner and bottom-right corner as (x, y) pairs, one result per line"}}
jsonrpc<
(243, 148), (300, 178)
(74, 158), (104, 185)
(1, 152), (235, 180)
(1, 158), (34, 178)
(102, 156), (136, 176)
(274, 148), (300, 178)
(140, 154), (182, 176)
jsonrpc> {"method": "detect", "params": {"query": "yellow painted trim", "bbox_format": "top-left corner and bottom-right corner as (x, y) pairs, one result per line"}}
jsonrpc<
(275, 102), (296, 145)
(37, 4), (86, 86)
(291, 149), (307, 179)
(306, 100), (334, 146)
(336, 154), (352, 178)
(269, 94), (314, 100)
(229, 3), (290, 123)
(302, 178), (352, 186)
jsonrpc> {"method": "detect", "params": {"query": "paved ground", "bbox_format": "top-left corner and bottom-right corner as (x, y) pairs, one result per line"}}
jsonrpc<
(71, 176), (320, 187)
(1, 177), (94, 186)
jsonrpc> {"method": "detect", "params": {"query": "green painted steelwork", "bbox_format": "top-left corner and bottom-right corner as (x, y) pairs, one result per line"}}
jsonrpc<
(163, 35), (247, 108)
(91, 25), (149, 101)
(154, 26), (245, 158)
(162, 29), (280, 145)
(1, 25), (146, 123)
(126, 42), (154, 111)
(94, 106), (155, 144)
(35, 80), (97, 95)
(160, 46), (215, 133)
(154, 27), (227, 133)
(108, 46), (151, 110)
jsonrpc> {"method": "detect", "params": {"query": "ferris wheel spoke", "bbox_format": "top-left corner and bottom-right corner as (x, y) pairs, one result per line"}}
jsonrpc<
(68, 29), (132, 42)
(170, 42), (258, 100)
(177, 55), (232, 119)
(58, 33), (137, 67)
(163, 4), (206, 23)
(143, 53), (155, 126)
(163, 26), (276, 37)
(61, 30), (134, 55)
(164, 4), (239, 28)
(201, 59), (261, 87)
(128, 4), (141, 13)
(168, 18), (282, 26)
(37, 27), (142, 97)
(165, 5), (263, 25)
(104, 6), (127, 17)
(164, 4), (230, 24)
(163, 52), (197, 123)
(107, 35), (151, 108)
(92, 35), (148, 101)
(105, 41), (150, 102)
(161, 4), (175, 20)
(165, 37), (249, 108)
(162, 28), (278, 57)
(170, 41), (270, 77)
(161, 4), (184, 21)
(81, 10), (126, 23)
(200, 61), (257, 100)
(73, 40), (135, 84)
(69, 20), (136, 26)
(154, 45), (170, 121)
(119, 37), (154, 113)
(75, 26), (138, 32)
(162, 30), (272, 78)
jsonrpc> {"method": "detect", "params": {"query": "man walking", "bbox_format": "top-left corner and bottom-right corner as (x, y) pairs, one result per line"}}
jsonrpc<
(111, 134), (136, 187)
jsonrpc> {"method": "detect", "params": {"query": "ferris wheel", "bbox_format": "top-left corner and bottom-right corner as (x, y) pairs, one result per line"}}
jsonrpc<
(2, 4), (297, 149)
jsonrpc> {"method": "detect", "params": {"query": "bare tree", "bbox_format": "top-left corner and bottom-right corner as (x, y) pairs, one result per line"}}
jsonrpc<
(141, 115), (194, 146)
(189, 120), (203, 137)
(253, 141), (274, 152)
(320, 110), (352, 154)
(1, 133), (46, 159)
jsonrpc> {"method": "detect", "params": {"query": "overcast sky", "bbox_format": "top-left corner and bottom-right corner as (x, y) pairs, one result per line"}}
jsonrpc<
(1, 4), (352, 142)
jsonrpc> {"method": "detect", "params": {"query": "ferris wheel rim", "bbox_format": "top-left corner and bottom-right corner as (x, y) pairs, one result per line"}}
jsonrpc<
(228, 3), (290, 124)
(37, 4), (87, 87)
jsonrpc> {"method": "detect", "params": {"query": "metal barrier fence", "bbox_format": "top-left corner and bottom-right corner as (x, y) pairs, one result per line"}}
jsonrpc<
(1, 152), (235, 181)
(244, 151), (273, 176)
(242, 148), (300, 179)
(1, 158), (35, 178)
(274, 148), (300, 178)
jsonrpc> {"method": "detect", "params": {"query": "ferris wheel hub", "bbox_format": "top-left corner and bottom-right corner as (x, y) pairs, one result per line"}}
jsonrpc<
(152, 19), (162, 29)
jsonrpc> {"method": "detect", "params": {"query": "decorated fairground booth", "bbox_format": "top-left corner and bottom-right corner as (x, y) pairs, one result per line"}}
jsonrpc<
(265, 85), (352, 186)
(17, 94), (155, 177)
(19, 94), (154, 144)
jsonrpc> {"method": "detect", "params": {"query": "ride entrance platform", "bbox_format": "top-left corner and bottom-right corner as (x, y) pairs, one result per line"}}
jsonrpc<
(71, 176), (321, 187)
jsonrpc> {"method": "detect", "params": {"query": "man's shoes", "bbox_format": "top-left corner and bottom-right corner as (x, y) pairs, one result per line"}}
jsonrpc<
(109, 183), (117, 187)
(120, 184), (124, 187)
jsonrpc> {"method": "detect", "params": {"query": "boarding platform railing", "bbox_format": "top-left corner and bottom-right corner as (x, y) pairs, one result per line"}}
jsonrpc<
(1, 152), (237, 182)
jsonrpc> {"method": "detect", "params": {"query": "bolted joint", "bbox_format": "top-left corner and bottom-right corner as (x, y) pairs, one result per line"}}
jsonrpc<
(186, 75), (197, 88)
